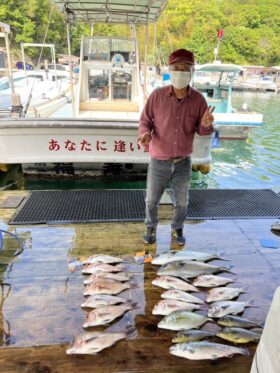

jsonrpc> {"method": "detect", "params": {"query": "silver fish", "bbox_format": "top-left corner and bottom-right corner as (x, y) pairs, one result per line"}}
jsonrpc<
(216, 327), (261, 343)
(217, 315), (263, 329)
(152, 276), (199, 292)
(170, 341), (249, 360)
(83, 254), (124, 265)
(161, 289), (204, 304)
(152, 299), (200, 316)
(81, 294), (129, 308)
(83, 303), (137, 327)
(207, 300), (253, 318)
(82, 262), (124, 274)
(83, 279), (135, 296)
(172, 330), (216, 343)
(158, 260), (233, 280)
(66, 331), (126, 354)
(193, 275), (234, 288)
(206, 287), (246, 303)
(152, 250), (227, 265)
(158, 310), (212, 331)
(83, 272), (131, 285)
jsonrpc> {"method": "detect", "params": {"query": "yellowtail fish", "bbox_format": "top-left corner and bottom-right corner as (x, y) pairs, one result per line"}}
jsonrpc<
(216, 327), (261, 343)
(152, 250), (228, 265)
(152, 276), (199, 292)
(66, 331), (126, 354)
(158, 310), (212, 331)
(170, 341), (249, 360)
(83, 303), (137, 327)
(158, 260), (234, 280)
(217, 315), (263, 329)
(172, 330), (215, 343)
(152, 299), (200, 316)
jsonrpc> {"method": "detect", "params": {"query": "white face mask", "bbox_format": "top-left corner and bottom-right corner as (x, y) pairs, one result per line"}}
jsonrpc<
(170, 71), (192, 89)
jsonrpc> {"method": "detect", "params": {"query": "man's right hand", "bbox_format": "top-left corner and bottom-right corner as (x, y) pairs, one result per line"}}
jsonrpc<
(138, 133), (152, 146)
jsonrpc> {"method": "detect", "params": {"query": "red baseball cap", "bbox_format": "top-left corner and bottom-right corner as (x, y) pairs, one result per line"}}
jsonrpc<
(168, 49), (195, 66)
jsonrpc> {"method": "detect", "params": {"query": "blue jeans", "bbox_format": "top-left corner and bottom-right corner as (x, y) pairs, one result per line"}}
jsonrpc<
(145, 157), (192, 229)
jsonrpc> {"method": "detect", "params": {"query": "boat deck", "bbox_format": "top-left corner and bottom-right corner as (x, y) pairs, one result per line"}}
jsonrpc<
(0, 190), (280, 373)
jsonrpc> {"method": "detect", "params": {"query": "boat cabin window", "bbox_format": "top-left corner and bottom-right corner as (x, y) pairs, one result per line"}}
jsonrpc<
(88, 69), (109, 100)
(83, 38), (110, 61)
(83, 37), (136, 65)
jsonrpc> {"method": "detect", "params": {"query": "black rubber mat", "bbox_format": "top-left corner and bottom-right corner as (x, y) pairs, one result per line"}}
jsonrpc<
(185, 189), (280, 220)
(9, 189), (280, 225)
(9, 190), (146, 225)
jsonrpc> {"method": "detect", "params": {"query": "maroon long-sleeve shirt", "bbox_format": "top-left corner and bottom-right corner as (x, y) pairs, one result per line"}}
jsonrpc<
(139, 85), (213, 160)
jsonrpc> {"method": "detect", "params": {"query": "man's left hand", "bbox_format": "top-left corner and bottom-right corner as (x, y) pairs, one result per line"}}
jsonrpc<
(201, 106), (215, 129)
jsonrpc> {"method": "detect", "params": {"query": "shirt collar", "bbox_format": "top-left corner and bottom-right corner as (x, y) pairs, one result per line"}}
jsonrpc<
(167, 85), (193, 98)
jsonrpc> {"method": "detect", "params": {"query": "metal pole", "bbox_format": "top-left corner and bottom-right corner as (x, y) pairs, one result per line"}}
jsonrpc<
(143, 14), (149, 101)
(21, 43), (28, 85)
(4, 32), (15, 94)
(51, 45), (58, 87)
(153, 22), (157, 52)
(66, 21), (75, 117)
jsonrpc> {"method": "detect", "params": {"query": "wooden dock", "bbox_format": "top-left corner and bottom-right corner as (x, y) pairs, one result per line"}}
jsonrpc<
(0, 190), (279, 373)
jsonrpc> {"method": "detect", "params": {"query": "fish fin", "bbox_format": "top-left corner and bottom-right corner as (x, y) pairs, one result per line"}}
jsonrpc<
(211, 354), (219, 360)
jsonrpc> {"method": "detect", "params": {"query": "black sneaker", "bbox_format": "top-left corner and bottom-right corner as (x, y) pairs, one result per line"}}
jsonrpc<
(171, 228), (185, 245)
(143, 227), (156, 244)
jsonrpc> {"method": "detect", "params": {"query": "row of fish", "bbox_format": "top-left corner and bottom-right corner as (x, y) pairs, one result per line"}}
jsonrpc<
(152, 249), (262, 360)
(67, 254), (136, 355)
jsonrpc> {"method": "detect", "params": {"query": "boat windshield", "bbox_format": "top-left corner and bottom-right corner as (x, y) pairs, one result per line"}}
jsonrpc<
(83, 37), (136, 65)
(194, 71), (235, 88)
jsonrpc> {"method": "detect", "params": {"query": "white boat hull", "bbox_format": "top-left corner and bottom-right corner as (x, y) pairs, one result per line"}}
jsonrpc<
(0, 119), (214, 169)
(214, 112), (263, 139)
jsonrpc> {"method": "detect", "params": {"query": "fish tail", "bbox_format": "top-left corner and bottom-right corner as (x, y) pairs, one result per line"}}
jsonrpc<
(131, 302), (140, 309)
(246, 299), (258, 308)
(129, 282), (139, 289)
(222, 265), (236, 275)
(216, 252), (230, 261)
(239, 346), (250, 356)
(126, 326), (138, 339)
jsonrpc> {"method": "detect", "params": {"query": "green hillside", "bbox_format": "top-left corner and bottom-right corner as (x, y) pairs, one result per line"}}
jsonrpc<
(1, 0), (279, 66)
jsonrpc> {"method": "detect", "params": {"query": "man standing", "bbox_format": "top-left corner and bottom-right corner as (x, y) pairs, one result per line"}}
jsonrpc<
(138, 48), (214, 245)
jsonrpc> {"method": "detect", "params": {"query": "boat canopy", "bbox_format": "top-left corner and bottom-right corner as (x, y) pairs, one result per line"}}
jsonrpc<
(196, 63), (243, 73)
(53, 0), (168, 24)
